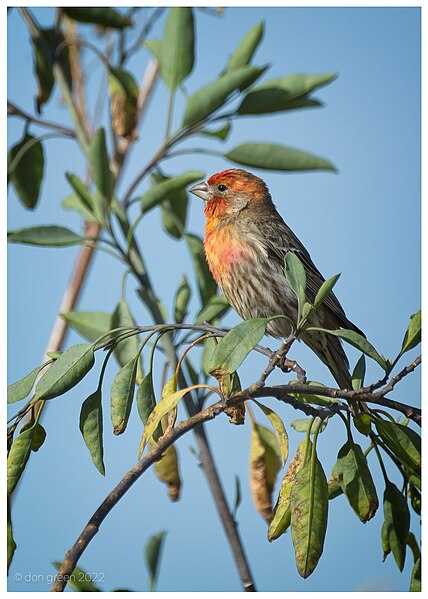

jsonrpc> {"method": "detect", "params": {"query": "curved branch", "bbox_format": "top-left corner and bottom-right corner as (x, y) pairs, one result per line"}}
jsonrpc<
(51, 402), (224, 592)
(7, 101), (76, 138)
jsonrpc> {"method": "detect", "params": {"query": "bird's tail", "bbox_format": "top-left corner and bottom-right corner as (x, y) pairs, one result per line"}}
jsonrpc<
(301, 330), (352, 390)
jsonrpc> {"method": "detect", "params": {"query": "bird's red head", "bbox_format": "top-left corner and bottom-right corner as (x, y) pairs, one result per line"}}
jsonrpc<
(189, 169), (271, 223)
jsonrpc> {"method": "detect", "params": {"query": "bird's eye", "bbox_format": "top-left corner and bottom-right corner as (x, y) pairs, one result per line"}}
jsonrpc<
(218, 184), (228, 192)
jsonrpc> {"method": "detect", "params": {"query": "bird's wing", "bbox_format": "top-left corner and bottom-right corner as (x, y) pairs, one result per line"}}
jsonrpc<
(260, 216), (361, 332)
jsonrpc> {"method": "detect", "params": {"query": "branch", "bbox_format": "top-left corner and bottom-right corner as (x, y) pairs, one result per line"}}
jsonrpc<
(51, 402), (225, 592)
(7, 101), (76, 138)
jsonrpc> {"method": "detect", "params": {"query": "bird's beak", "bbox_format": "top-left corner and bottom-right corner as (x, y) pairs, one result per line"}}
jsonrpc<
(189, 181), (210, 201)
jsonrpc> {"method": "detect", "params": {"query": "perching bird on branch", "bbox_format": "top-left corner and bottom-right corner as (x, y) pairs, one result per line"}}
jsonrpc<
(190, 169), (364, 389)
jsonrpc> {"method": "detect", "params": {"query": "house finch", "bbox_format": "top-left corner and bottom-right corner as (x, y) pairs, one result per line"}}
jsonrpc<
(189, 168), (364, 389)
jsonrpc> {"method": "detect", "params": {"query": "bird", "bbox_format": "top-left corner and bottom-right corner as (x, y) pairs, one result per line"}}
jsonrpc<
(189, 168), (364, 389)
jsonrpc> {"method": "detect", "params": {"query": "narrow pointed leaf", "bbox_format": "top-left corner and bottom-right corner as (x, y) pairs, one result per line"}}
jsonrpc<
(160, 7), (194, 90)
(144, 531), (167, 591)
(238, 72), (337, 115)
(285, 252), (306, 312)
(8, 363), (47, 404)
(141, 171), (204, 214)
(199, 122), (231, 141)
(112, 301), (143, 381)
(313, 273), (341, 310)
(226, 21), (264, 71)
(351, 354), (366, 390)
(174, 275), (191, 323)
(138, 387), (194, 457)
(375, 420), (421, 476)
(62, 311), (112, 343)
(291, 417), (327, 434)
(7, 423), (36, 495)
(88, 127), (113, 205)
(80, 388), (105, 475)
(208, 318), (270, 375)
(253, 400), (289, 465)
(8, 134), (44, 209)
(383, 481), (410, 571)
(232, 475), (242, 519)
(196, 294), (230, 324)
(307, 327), (387, 371)
(185, 233), (217, 304)
(268, 439), (308, 541)
(35, 344), (95, 400)
(225, 143), (337, 172)
(288, 380), (340, 407)
(52, 562), (102, 592)
(400, 310), (421, 356)
(290, 447), (328, 578)
(8, 226), (84, 247)
(110, 355), (139, 435)
(250, 422), (282, 521)
(31, 422), (46, 451)
(336, 440), (378, 522)
(182, 66), (267, 127)
(63, 7), (133, 28)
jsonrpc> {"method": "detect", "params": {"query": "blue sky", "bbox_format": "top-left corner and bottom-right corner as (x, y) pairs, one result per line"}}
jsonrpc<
(7, 6), (420, 592)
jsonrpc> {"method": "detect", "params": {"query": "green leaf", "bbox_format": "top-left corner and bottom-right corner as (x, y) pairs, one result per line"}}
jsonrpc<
(110, 354), (139, 436)
(232, 475), (242, 519)
(238, 72), (337, 115)
(225, 143), (337, 172)
(141, 171), (204, 214)
(160, 7), (194, 90)
(8, 364), (47, 404)
(62, 194), (96, 222)
(195, 294), (230, 324)
(253, 400), (289, 465)
(313, 273), (341, 310)
(400, 310), (421, 356)
(207, 318), (270, 375)
(353, 413), (371, 436)
(144, 531), (167, 591)
(109, 66), (140, 140)
(138, 386), (194, 457)
(88, 127), (114, 206)
(249, 421), (282, 521)
(410, 556), (421, 592)
(290, 445), (328, 578)
(268, 439), (308, 541)
(52, 562), (102, 592)
(383, 481), (410, 571)
(408, 483), (421, 515)
(185, 233), (217, 305)
(182, 65), (267, 127)
(284, 252), (306, 316)
(31, 422), (46, 452)
(64, 172), (101, 222)
(63, 7), (133, 28)
(288, 380), (340, 407)
(32, 28), (72, 113)
(199, 122), (231, 141)
(7, 423), (36, 495)
(226, 21), (264, 71)
(306, 327), (387, 371)
(174, 276), (191, 324)
(162, 192), (187, 239)
(327, 463), (343, 500)
(8, 134), (44, 209)
(351, 354), (366, 391)
(7, 499), (16, 573)
(62, 311), (113, 343)
(144, 38), (162, 62)
(8, 225), (84, 247)
(291, 417), (327, 434)
(112, 301), (142, 375)
(375, 420), (421, 477)
(80, 388), (105, 475)
(35, 343), (95, 400)
(336, 440), (378, 522)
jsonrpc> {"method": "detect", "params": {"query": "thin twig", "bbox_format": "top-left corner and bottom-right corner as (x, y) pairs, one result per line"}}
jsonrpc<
(7, 101), (76, 138)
